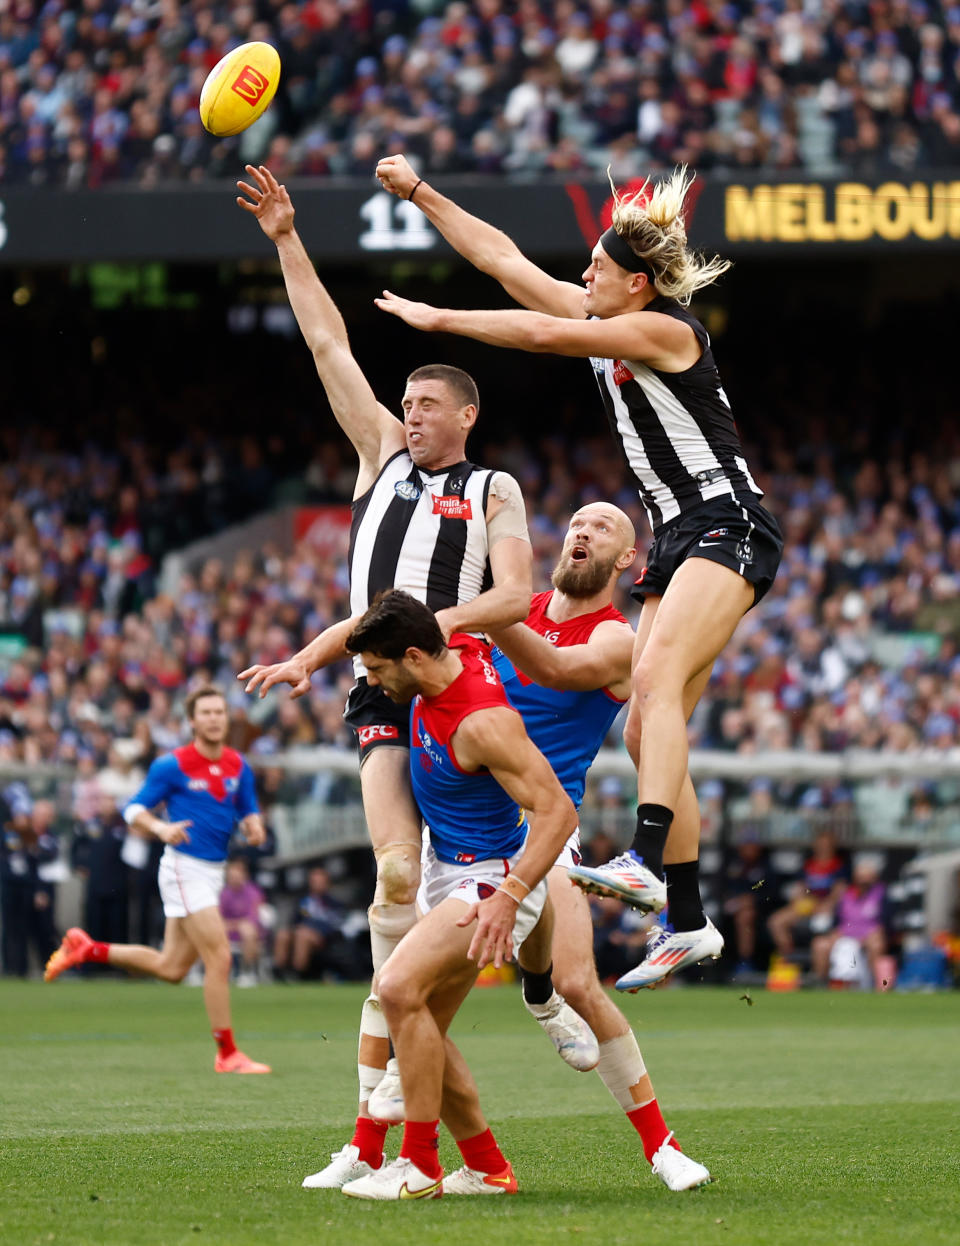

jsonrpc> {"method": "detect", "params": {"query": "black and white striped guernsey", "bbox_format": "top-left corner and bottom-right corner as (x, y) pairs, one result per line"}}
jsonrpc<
(590, 296), (762, 532)
(348, 451), (495, 675)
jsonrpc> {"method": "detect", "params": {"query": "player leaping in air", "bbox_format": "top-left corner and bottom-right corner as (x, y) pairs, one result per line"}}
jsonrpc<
(373, 154), (783, 986)
(45, 686), (270, 1074)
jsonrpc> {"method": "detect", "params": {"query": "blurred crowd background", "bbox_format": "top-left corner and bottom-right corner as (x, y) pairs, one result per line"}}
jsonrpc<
(4, 0), (960, 187)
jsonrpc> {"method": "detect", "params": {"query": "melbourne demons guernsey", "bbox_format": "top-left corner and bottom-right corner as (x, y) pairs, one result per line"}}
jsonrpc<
(410, 635), (528, 865)
(348, 451), (497, 677)
(123, 744), (259, 863)
(590, 296), (762, 533)
(492, 592), (627, 810)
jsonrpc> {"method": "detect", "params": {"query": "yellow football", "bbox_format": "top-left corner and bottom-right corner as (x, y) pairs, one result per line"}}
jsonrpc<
(199, 42), (281, 137)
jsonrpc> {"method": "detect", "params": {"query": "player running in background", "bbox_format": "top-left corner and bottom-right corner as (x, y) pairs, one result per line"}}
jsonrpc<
(235, 164), (532, 1149)
(337, 589), (579, 1200)
(44, 687), (270, 1074)
(373, 155), (783, 984)
(369, 502), (712, 1191)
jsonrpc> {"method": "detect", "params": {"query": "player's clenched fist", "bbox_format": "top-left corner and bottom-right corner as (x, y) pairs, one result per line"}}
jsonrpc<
(375, 154), (420, 200)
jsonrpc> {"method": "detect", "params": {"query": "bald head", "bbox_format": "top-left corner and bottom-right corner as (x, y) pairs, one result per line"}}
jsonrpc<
(570, 502), (636, 553)
(552, 501), (637, 599)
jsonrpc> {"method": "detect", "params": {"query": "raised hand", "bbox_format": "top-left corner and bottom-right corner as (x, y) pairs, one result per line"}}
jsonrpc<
(375, 154), (421, 201)
(374, 290), (441, 331)
(236, 164), (295, 241)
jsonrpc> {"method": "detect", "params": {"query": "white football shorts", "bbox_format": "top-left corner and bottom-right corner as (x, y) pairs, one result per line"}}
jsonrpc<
(554, 825), (582, 871)
(158, 847), (225, 919)
(416, 838), (548, 951)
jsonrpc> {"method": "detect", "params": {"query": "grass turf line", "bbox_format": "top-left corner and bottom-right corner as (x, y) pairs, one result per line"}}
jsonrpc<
(0, 981), (957, 1245)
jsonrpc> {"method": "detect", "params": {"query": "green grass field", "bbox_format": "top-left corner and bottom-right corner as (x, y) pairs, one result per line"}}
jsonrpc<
(1, 980), (957, 1246)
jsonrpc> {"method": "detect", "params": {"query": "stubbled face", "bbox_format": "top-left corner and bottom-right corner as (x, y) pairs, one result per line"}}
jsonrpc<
(552, 504), (634, 597)
(581, 245), (641, 319)
(190, 694), (229, 746)
(361, 652), (421, 704)
(401, 379), (474, 468)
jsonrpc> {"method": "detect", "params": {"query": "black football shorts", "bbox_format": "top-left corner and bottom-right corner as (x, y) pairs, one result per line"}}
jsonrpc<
(631, 497), (783, 608)
(343, 677), (411, 761)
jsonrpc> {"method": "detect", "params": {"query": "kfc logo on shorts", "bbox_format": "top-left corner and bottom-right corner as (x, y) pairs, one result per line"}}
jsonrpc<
(612, 360), (633, 386)
(634, 566), (648, 585)
(432, 494), (473, 519)
(231, 64), (270, 105)
(357, 724), (400, 748)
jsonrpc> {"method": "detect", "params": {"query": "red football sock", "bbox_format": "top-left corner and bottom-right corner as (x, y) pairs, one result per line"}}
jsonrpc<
(627, 1098), (682, 1164)
(399, 1119), (442, 1179)
(88, 942), (110, 964)
(351, 1115), (389, 1167)
(212, 1028), (237, 1059)
(457, 1128), (506, 1175)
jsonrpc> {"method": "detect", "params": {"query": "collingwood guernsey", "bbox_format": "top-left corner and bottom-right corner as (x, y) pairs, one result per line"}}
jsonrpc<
(348, 451), (496, 676)
(591, 297), (762, 532)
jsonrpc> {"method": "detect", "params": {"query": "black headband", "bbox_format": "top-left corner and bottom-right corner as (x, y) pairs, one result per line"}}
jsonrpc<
(599, 226), (655, 280)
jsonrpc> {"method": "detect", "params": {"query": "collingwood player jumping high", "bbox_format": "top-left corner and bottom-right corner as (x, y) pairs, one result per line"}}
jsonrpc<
(234, 164), (532, 1172)
(373, 155), (783, 985)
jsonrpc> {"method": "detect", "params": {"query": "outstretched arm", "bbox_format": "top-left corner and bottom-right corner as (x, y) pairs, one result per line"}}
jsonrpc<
(238, 616), (358, 699)
(376, 154), (586, 319)
(374, 292), (697, 368)
(237, 165), (404, 483)
(490, 618), (634, 699)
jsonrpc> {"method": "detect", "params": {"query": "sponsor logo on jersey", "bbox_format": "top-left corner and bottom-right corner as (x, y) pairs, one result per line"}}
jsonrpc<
(187, 779), (208, 791)
(543, 629), (560, 644)
(431, 494), (473, 519)
(417, 724), (443, 766)
(612, 359), (633, 386)
(477, 650), (498, 686)
(456, 852), (478, 864)
(357, 724), (400, 748)
(230, 64), (270, 105)
(394, 479), (421, 501)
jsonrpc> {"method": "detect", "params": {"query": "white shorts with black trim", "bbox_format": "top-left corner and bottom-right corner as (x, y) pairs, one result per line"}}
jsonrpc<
(416, 838), (548, 950)
(157, 846), (225, 919)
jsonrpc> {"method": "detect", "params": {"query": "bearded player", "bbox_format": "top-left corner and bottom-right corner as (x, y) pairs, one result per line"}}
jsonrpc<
(368, 503), (712, 1192)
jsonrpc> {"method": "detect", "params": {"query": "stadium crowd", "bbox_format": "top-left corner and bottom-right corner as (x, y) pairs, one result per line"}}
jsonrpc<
(3, 0), (960, 187)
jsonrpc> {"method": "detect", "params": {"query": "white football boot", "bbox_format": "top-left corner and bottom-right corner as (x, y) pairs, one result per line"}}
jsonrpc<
(616, 918), (724, 991)
(523, 989), (599, 1071)
(341, 1156), (443, 1201)
(442, 1162), (518, 1195)
(651, 1133), (712, 1191)
(567, 851), (667, 913)
(367, 1057), (405, 1124)
(302, 1144), (380, 1189)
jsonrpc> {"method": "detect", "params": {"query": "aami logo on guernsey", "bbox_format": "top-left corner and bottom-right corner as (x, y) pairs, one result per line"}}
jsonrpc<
(612, 360), (633, 386)
(358, 725), (399, 748)
(231, 64), (270, 105)
(431, 494), (472, 519)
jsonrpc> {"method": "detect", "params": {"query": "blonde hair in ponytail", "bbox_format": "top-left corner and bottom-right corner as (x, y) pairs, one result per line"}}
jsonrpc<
(608, 166), (731, 305)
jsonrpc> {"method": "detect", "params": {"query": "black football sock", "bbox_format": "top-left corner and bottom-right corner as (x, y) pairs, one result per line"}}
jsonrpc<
(664, 860), (705, 932)
(629, 804), (673, 876)
(520, 962), (555, 1006)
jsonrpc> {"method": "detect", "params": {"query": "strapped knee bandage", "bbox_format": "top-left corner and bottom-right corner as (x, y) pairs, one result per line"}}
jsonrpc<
(596, 1031), (650, 1111)
(369, 840), (421, 973)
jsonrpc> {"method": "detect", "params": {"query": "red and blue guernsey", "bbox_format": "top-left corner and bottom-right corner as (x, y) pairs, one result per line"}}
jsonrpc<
(123, 744), (259, 863)
(492, 591), (628, 811)
(410, 634), (528, 865)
